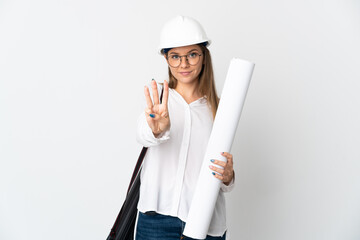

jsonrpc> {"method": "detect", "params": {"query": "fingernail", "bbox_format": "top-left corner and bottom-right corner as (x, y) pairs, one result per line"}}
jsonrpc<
(212, 172), (216, 175)
(222, 152), (224, 154)
(210, 159), (214, 163)
(152, 78), (154, 81)
(150, 114), (155, 118)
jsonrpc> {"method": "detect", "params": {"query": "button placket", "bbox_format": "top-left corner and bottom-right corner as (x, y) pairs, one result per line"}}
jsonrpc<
(171, 104), (192, 215)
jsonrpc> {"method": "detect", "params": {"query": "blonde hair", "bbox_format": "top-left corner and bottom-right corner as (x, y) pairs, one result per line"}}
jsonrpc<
(166, 44), (219, 119)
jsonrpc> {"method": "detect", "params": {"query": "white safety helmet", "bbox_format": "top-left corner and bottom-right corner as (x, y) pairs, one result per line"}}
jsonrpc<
(158, 15), (211, 54)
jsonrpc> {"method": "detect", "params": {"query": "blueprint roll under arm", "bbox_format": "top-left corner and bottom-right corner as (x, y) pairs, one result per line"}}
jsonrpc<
(183, 58), (255, 239)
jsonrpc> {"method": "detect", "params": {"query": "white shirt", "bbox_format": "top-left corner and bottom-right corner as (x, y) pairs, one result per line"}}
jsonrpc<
(136, 83), (234, 237)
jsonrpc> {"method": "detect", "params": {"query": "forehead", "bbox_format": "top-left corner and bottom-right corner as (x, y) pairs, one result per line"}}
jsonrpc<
(168, 45), (201, 54)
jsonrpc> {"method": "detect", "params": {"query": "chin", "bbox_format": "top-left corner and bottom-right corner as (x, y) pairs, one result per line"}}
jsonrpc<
(175, 75), (197, 84)
(177, 78), (196, 85)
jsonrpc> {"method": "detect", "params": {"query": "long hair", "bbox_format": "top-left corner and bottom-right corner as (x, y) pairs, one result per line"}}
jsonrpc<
(166, 44), (219, 119)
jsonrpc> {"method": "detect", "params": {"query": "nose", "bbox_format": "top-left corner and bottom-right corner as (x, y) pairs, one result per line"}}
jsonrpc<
(179, 56), (190, 68)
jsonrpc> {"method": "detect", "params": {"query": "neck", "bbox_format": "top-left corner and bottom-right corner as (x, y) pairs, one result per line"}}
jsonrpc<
(175, 81), (201, 104)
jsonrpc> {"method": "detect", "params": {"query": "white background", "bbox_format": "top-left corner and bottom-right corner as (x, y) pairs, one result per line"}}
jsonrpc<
(1, 0), (360, 239)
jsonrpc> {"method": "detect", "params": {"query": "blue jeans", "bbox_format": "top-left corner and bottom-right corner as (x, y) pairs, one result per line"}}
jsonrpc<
(136, 211), (226, 240)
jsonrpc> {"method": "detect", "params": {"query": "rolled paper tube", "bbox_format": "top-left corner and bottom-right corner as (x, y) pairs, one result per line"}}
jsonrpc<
(183, 58), (255, 239)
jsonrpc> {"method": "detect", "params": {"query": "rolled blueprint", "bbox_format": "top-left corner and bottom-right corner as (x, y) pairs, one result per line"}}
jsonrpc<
(183, 58), (255, 239)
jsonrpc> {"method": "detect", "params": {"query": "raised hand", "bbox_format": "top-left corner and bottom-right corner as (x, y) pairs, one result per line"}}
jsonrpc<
(144, 79), (170, 137)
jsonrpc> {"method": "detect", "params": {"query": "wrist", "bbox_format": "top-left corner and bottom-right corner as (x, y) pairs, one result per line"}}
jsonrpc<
(223, 171), (235, 186)
(153, 129), (164, 138)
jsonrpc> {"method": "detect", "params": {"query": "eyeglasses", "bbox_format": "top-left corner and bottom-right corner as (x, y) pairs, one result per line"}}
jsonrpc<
(166, 52), (203, 68)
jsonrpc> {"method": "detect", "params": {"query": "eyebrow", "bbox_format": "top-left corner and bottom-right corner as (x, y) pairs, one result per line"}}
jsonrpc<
(169, 49), (200, 54)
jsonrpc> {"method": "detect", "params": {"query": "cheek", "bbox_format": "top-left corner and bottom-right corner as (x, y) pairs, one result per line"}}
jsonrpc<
(169, 67), (176, 76)
(196, 58), (204, 73)
(194, 64), (204, 75)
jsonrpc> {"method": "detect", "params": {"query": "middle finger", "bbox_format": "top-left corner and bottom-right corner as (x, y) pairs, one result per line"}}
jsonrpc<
(211, 159), (226, 167)
(151, 80), (160, 105)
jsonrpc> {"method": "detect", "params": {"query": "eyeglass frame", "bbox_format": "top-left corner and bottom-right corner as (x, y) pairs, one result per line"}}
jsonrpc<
(165, 51), (203, 68)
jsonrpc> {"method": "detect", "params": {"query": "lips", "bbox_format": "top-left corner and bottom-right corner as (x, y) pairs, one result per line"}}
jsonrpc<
(179, 71), (192, 76)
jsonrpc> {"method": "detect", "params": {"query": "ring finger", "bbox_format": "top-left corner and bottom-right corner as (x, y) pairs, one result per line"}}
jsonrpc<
(209, 165), (225, 175)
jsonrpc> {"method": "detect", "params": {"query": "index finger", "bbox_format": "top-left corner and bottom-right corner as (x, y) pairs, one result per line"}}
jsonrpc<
(151, 80), (160, 105)
(221, 152), (233, 164)
(162, 80), (169, 106)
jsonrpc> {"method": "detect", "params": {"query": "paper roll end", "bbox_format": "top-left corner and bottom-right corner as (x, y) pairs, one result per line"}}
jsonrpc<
(183, 228), (207, 240)
(231, 57), (255, 66)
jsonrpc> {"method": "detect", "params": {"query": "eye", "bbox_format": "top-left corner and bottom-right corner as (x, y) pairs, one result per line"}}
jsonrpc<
(188, 52), (199, 58)
(170, 55), (180, 60)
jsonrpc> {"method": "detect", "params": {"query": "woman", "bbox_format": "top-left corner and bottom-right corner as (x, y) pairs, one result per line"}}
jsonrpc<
(136, 16), (235, 240)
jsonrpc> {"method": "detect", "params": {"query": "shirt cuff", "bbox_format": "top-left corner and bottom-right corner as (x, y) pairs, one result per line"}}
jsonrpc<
(144, 121), (171, 143)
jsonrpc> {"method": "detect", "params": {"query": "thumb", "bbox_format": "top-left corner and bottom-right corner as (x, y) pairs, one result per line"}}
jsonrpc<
(160, 111), (169, 118)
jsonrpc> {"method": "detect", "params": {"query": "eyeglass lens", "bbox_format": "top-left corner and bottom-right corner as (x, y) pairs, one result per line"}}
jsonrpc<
(167, 52), (201, 67)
